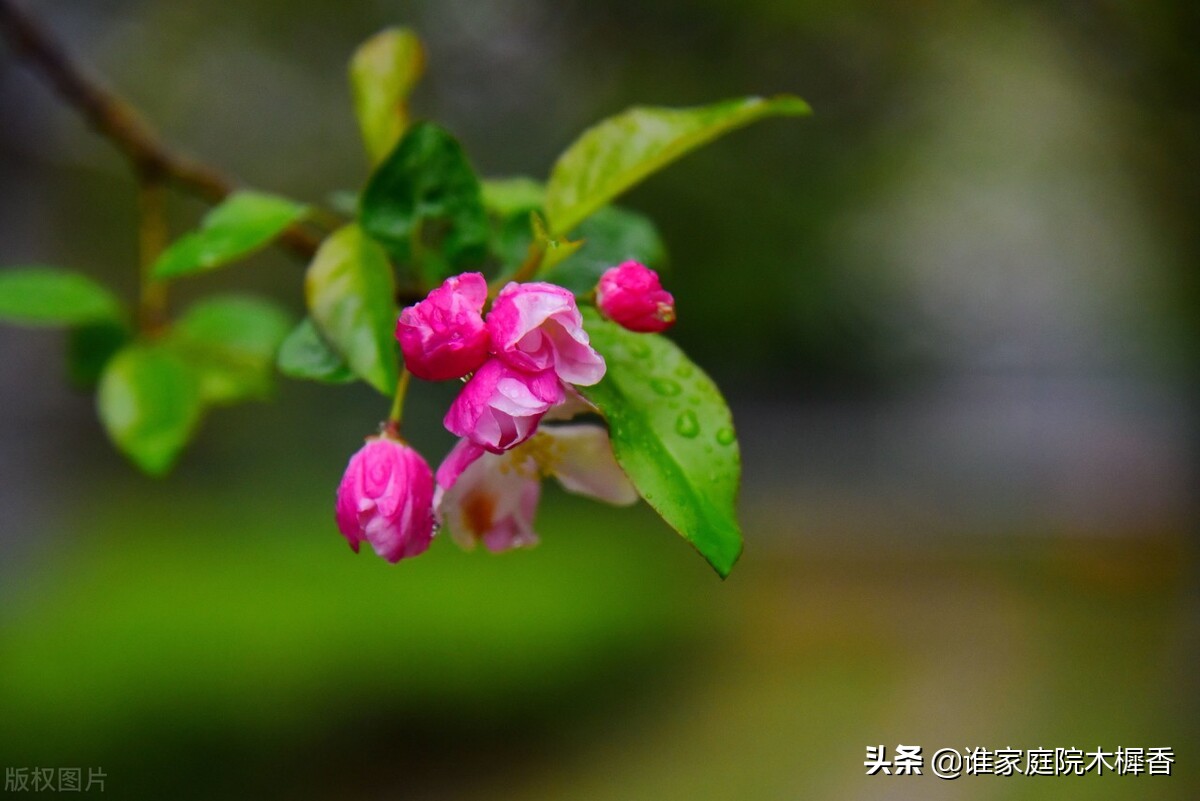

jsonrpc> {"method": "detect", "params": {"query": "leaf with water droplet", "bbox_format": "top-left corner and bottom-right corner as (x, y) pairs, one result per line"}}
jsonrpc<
(579, 308), (742, 577)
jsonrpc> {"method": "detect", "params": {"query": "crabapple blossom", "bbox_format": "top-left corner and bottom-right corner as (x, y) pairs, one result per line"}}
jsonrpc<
(395, 272), (490, 381)
(335, 436), (435, 562)
(595, 261), (676, 333)
(443, 358), (564, 453)
(486, 281), (606, 386)
(435, 425), (637, 552)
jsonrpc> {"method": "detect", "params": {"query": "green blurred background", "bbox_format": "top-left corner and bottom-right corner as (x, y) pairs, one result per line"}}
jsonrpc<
(1, 1), (1197, 798)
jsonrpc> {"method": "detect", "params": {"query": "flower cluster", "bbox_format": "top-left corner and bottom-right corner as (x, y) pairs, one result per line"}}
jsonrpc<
(334, 262), (674, 562)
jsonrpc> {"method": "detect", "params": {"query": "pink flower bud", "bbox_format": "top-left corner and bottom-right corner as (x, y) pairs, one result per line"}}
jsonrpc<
(596, 261), (676, 333)
(443, 358), (564, 453)
(486, 282), (606, 386)
(396, 272), (490, 381)
(335, 436), (435, 563)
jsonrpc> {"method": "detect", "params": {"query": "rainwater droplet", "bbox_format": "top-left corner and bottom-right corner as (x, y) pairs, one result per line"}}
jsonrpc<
(650, 378), (682, 396)
(675, 410), (700, 438)
(716, 427), (735, 446)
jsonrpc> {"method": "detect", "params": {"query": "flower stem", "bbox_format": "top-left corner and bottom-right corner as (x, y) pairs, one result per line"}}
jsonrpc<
(383, 367), (412, 438)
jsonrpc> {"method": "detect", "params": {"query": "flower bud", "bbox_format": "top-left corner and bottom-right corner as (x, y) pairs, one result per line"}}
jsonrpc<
(335, 436), (435, 562)
(396, 272), (490, 381)
(595, 261), (676, 333)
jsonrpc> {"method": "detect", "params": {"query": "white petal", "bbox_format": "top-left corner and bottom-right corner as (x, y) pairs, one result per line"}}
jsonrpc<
(542, 425), (638, 506)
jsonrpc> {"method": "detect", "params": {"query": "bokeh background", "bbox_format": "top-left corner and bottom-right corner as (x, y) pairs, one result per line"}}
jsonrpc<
(1, 1), (1197, 798)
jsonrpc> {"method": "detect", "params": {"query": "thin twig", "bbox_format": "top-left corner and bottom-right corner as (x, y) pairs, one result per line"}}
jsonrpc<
(136, 174), (169, 333)
(0, 0), (321, 259)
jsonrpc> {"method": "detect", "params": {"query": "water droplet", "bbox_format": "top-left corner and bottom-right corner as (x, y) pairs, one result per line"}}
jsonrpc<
(650, 378), (682, 397)
(675, 410), (700, 438)
(689, 395), (700, 406)
(674, 363), (694, 378)
(716, 427), (735, 446)
(629, 340), (651, 358)
(668, 400), (680, 409)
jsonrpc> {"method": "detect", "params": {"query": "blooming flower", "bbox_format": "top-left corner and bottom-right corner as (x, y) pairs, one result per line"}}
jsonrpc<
(443, 358), (564, 453)
(435, 424), (637, 552)
(396, 272), (490, 381)
(595, 261), (676, 333)
(486, 281), (606, 386)
(335, 436), (435, 562)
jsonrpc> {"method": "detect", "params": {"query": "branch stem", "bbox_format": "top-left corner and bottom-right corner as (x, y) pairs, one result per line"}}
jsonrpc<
(0, 0), (321, 260)
(136, 174), (169, 332)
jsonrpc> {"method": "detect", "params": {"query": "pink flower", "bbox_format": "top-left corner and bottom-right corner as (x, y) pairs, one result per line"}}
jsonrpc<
(596, 261), (676, 333)
(486, 282), (606, 386)
(335, 436), (435, 562)
(443, 358), (564, 453)
(396, 272), (490, 381)
(435, 425), (637, 552)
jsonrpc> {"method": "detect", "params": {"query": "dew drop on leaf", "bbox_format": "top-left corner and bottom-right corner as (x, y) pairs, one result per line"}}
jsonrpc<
(716, 426), (735, 446)
(650, 377), (682, 396)
(675, 409), (700, 438)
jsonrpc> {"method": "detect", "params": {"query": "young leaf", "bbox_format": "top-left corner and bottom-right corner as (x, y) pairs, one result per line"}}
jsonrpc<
(67, 320), (131, 389)
(167, 295), (293, 404)
(579, 309), (743, 577)
(350, 27), (425, 165)
(359, 122), (489, 285)
(304, 224), (398, 395)
(541, 205), (667, 294)
(544, 95), (811, 236)
(0, 266), (123, 326)
(97, 343), (204, 476)
(152, 191), (309, 280)
(481, 176), (546, 217)
(277, 317), (356, 384)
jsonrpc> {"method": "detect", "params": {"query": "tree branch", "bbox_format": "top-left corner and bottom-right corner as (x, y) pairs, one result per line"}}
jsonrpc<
(0, 0), (321, 259)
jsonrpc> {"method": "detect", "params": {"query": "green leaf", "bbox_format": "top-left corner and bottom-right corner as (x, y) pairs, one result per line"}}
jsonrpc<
(97, 343), (204, 476)
(350, 27), (425, 165)
(0, 267), (123, 326)
(544, 95), (811, 236)
(66, 320), (131, 389)
(304, 224), (398, 395)
(167, 295), (293, 404)
(481, 176), (546, 217)
(541, 205), (668, 294)
(276, 317), (356, 384)
(359, 122), (489, 285)
(152, 191), (308, 280)
(579, 309), (743, 577)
